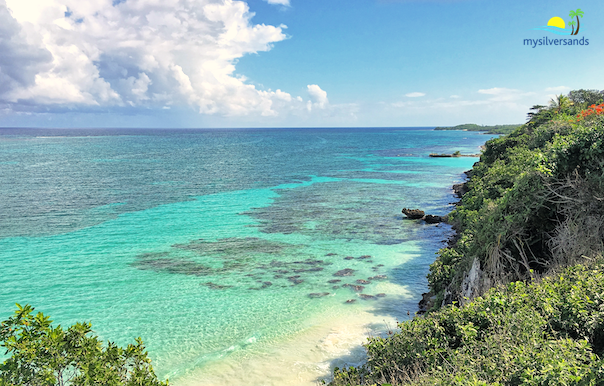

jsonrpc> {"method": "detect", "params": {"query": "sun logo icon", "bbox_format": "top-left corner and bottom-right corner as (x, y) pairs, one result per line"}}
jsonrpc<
(533, 9), (584, 35)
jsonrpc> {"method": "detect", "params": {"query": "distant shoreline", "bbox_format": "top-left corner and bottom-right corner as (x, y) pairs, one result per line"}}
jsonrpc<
(434, 123), (521, 135)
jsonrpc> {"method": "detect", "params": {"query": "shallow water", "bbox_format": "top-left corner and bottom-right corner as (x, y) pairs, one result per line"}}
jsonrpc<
(0, 127), (494, 384)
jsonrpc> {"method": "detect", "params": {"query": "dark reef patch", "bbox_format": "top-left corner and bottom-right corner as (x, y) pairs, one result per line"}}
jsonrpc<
(334, 268), (355, 277)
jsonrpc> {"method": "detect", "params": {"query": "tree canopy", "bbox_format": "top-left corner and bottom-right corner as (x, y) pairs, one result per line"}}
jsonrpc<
(0, 304), (167, 386)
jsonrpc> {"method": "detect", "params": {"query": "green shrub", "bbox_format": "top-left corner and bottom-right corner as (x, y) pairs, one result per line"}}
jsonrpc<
(330, 262), (604, 386)
(0, 304), (167, 386)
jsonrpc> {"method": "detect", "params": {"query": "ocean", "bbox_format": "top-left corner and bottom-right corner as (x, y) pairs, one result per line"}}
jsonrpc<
(0, 127), (494, 385)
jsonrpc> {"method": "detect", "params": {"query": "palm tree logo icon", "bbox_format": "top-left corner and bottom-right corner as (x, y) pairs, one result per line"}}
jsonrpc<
(568, 9), (584, 35)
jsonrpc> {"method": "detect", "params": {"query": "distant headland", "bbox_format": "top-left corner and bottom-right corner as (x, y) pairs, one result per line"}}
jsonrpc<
(434, 123), (521, 134)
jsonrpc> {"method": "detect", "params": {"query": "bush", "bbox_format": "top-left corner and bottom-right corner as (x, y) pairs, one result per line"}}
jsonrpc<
(330, 262), (604, 385)
(0, 304), (167, 386)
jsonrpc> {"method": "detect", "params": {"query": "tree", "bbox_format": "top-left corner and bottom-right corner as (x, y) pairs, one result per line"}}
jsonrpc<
(569, 9), (584, 35)
(568, 20), (575, 35)
(549, 94), (572, 114)
(0, 304), (168, 386)
(569, 89), (604, 107)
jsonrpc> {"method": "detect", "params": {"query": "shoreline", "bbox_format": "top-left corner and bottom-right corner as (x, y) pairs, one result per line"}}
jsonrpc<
(416, 169), (471, 314)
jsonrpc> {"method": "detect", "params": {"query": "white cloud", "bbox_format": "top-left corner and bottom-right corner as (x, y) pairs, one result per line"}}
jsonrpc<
(307, 84), (328, 110)
(405, 92), (425, 98)
(545, 86), (570, 93)
(477, 87), (534, 102)
(477, 87), (518, 96)
(0, 0), (302, 117)
(264, 0), (290, 5)
(0, 0), (53, 100)
(450, 94), (460, 99)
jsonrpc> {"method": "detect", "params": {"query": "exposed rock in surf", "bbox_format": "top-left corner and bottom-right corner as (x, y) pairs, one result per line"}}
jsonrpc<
(424, 214), (444, 224)
(345, 299), (357, 304)
(402, 208), (425, 219)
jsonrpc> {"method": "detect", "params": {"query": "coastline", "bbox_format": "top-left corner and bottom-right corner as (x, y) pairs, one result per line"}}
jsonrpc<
(417, 169), (472, 314)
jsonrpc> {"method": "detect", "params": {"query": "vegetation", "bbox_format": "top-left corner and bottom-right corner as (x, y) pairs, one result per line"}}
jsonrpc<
(329, 89), (604, 385)
(0, 304), (167, 386)
(331, 261), (604, 385)
(434, 124), (521, 135)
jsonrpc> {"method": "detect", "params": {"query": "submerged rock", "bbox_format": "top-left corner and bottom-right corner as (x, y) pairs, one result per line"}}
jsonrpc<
(345, 299), (357, 304)
(356, 279), (370, 284)
(308, 292), (330, 299)
(334, 268), (355, 277)
(358, 255), (372, 259)
(344, 256), (354, 260)
(368, 275), (387, 280)
(328, 279), (342, 283)
(359, 294), (377, 300)
(201, 282), (233, 290)
(376, 293), (387, 298)
(343, 284), (364, 292)
(325, 253), (337, 256)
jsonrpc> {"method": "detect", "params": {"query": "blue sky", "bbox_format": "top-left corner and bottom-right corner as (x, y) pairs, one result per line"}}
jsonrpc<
(0, 0), (602, 128)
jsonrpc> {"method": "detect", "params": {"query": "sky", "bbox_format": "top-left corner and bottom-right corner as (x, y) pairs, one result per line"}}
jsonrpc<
(0, 0), (603, 128)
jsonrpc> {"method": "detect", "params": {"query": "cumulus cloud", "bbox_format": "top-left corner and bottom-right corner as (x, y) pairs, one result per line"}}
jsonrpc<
(306, 84), (328, 111)
(405, 92), (425, 98)
(0, 0), (302, 117)
(0, 0), (53, 100)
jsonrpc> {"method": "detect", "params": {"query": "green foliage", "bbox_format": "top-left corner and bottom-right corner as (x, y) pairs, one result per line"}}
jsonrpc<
(427, 92), (604, 303)
(434, 124), (521, 135)
(0, 304), (167, 386)
(330, 262), (604, 385)
(329, 90), (604, 386)
(568, 89), (604, 108)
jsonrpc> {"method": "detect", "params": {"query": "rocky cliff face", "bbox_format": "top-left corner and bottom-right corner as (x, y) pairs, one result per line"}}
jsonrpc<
(458, 257), (492, 305)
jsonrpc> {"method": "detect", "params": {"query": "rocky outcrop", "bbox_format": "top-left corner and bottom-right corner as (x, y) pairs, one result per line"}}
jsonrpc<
(402, 208), (446, 223)
(424, 215), (444, 224)
(401, 208), (425, 219)
(458, 257), (492, 305)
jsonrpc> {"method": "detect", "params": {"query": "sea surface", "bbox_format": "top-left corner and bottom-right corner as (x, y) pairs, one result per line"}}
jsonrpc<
(0, 127), (495, 385)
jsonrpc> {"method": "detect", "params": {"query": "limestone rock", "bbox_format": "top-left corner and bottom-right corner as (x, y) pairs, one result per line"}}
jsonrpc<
(402, 208), (425, 219)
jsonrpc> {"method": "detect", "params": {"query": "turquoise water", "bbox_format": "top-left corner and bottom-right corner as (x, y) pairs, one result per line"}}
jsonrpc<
(0, 128), (495, 384)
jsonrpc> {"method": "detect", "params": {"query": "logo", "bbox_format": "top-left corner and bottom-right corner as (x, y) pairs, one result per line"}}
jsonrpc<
(524, 8), (588, 47)
(533, 9), (584, 35)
